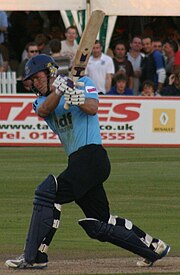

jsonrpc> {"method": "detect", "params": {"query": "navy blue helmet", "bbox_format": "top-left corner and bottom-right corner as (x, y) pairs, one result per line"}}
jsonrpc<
(24, 54), (58, 81)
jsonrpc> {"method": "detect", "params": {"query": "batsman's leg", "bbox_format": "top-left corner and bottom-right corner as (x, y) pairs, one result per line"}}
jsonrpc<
(5, 174), (61, 269)
(109, 215), (170, 266)
(79, 216), (170, 266)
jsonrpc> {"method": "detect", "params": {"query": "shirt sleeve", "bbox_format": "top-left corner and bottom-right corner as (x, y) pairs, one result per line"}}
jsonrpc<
(33, 96), (46, 114)
(153, 51), (165, 70)
(81, 76), (99, 100)
(107, 57), (115, 74)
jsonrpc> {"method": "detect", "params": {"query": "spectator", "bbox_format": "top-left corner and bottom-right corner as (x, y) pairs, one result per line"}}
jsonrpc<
(163, 39), (179, 78)
(49, 38), (61, 58)
(85, 40), (115, 94)
(152, 37), (163, 52)
(161, 51), (180, 96)
(48, 25), (64, 41)
(107, 73), (133, 95)
(34, 33), (50, 55)
(17, 42), (39, 79)
(140, 80), (160, 96)
(113, 41), (134, 90)
(161, 73), (180, 96)
(0, 52), (4, 72)
(141, 36), (166, 93)
(49, 38), (70, 75)
(127, 36), (144, 95)
(0, 11), (8, 45)
(20, 33), (50, 61)
(60, 26), (78, 66)
(8, 11), (44, 62)
(0, 44), (10, 71)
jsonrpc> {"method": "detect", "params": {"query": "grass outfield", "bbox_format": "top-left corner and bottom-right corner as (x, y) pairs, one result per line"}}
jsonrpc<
(0, 147), (180, 274)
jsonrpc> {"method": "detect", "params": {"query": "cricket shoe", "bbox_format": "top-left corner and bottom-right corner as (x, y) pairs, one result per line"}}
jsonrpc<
(5, 254), (48, 269)
(137, 239), (170, 267)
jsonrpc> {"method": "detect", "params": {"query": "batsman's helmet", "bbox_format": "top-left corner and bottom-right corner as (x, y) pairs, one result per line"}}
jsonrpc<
(23, 54), (58, 81)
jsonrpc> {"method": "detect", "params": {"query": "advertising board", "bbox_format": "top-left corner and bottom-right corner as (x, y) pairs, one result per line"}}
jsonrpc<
(0, 95), (179, 147)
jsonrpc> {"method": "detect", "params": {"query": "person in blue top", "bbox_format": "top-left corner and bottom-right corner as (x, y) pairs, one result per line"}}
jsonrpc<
(5, 54), (170, 270)
(107, 73), (134, 95)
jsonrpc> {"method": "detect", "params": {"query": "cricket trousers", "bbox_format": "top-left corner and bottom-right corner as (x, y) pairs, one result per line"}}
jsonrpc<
(55, 144), (111, 222)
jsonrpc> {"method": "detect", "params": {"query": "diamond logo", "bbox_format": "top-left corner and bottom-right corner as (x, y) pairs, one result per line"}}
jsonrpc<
(160, 112), (169, 125)
(153, 109), (176, 132)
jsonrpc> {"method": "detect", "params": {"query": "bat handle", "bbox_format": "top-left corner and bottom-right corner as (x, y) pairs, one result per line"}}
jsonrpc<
(64, 102), (70, 110)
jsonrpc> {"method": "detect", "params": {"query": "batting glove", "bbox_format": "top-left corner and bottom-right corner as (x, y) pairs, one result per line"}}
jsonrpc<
(52, 75), (74, 96)
(64, 82), (85, 106)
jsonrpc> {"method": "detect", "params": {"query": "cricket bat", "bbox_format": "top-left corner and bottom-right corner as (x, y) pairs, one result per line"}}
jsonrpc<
(64, 10), (105, 109)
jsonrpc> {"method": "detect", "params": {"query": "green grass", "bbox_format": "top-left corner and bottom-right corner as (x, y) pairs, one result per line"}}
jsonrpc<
(1, 147), (180, 263)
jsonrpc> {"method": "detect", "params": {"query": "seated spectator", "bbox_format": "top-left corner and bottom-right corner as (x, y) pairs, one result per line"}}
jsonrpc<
(161, 73), (180, 96)
(140, 80), (160, 96)
(17, 42), (39, 79)
(21, 33), (50, 61)
(49, 39), (70, 75)
(107, 73), (133, 95)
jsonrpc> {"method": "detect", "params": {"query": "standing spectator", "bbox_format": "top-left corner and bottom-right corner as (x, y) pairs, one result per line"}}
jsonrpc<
(152, 38), (163, 52)
(161, 51), (180, 96)
(49, 38), (70, 75)
(140, 80), (160, 96)
(127, 36), (144, 95)
(60, 26), (78, 66)
(107, 73), (133, 95)
(85, 40), (115, 94)
(163, 39), (179, 78)
(113, 41), (134, 90)
(141, 36), (166, 93)
(0, 11), (8, 45)
(17, 42), (39, 80)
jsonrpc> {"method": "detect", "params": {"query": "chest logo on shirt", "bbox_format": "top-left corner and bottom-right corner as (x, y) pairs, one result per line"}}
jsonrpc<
(56, 112), (73, 131)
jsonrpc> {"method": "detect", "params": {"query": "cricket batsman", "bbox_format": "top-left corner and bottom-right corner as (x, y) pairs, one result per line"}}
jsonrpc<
(5, 54), (170, 269)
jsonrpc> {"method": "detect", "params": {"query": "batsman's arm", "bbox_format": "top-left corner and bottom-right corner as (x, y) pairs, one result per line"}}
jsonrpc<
(79, 98), (98, 115)
(37, 89), (62, 117)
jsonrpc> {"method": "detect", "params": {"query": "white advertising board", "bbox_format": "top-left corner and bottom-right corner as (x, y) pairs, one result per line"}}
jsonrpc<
(0, 95), (180, 147)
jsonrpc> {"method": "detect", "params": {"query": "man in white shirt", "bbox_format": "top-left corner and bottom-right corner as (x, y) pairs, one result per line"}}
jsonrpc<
(61, 26), (78, 67)
(85, 40), (115, 94)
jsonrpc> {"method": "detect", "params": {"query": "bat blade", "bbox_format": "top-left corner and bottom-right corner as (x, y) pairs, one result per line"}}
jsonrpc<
(64, 10), (105, 109)
(70, 10), (105, 79)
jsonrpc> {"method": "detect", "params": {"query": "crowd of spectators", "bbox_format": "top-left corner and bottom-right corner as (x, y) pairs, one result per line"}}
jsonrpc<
(0, 10), (180, 96)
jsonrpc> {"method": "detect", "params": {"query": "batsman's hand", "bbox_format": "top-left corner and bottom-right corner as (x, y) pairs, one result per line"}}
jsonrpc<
(52, 75), (74, 96)
(64, 82), (85, 106)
